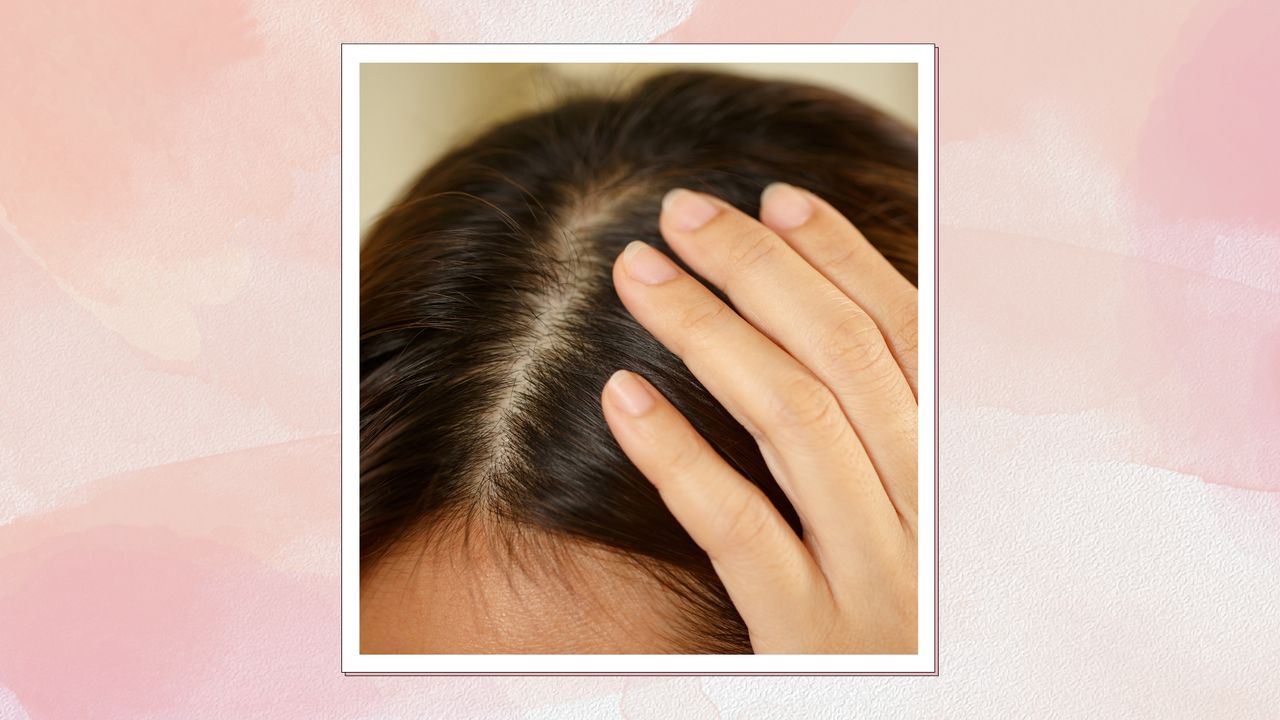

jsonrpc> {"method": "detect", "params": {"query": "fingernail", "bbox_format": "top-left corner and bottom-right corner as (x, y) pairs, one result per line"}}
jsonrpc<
(760, 182), (814, 230)
(621, 241), (679, 285)
(608, 370), (655, 417)
(662, 188), (721, 232)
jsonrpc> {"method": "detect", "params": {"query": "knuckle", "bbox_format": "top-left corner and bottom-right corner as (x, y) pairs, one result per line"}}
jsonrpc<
(676, 297), (733, 345)
(728, 229), (781, 273)
(771, 374), (844, 435)
(818, 310), (889, 374)
(712, 488), (772, 552)
(664, 429), (706, 476)
(891, 296), (919, 357)
(825, 241), (865, 275)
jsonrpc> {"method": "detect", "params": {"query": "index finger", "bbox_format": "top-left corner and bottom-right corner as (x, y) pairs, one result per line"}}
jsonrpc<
(600, 370), (830, 648)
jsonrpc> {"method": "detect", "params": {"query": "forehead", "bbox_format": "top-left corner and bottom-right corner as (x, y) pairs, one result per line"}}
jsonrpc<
(360, 518), (686, 653)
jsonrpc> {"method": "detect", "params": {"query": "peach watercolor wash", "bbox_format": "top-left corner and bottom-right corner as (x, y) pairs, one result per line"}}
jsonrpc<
(1, 0), (1278, 717)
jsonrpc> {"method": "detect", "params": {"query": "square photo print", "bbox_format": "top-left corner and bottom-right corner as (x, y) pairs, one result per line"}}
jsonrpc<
(342, 44), (937, 674)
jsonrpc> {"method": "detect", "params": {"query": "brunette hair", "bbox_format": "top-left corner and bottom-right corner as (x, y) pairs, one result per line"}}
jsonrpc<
(360, 69), (917, 653)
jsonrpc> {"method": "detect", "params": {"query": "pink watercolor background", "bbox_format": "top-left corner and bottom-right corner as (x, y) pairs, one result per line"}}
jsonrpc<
(2, 0), (1278, 718)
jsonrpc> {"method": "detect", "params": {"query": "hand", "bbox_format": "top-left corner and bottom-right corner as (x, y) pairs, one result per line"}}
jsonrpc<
(600, 183), (919, 653)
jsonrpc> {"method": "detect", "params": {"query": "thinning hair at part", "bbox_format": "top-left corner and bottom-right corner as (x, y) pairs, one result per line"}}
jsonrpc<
(360, 69), (918, 653)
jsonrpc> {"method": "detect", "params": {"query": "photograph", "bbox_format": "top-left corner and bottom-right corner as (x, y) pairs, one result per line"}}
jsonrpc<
(343, 45), (936, 674)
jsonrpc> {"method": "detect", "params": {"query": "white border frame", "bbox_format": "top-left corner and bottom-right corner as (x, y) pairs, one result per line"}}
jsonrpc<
(342, 43), (937, 675)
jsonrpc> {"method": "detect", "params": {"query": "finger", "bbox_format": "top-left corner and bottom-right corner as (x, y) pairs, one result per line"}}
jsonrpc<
(660, 189), (917, 522)
(759, 182), (919, 398)
(612, 241), (901, 558)
(600, 369), (828, 643)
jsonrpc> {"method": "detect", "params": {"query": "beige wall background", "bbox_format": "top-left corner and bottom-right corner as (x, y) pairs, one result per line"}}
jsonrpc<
(360, 63), (918, 235)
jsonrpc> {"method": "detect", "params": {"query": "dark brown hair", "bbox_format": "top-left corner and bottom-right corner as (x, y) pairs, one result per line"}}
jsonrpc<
(360, 69), (917, 653)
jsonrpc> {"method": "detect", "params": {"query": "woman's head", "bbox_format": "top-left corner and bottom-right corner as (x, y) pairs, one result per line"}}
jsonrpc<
(360, 69), (917, 653)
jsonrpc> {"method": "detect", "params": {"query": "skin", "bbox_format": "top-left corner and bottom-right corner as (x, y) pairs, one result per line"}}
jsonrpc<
(361, 518), (688, 653)
(601, 183), (919, 653)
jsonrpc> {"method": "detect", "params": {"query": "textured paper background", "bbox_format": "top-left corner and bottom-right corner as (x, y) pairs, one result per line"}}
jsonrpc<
(1, 1), (1278, 718)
